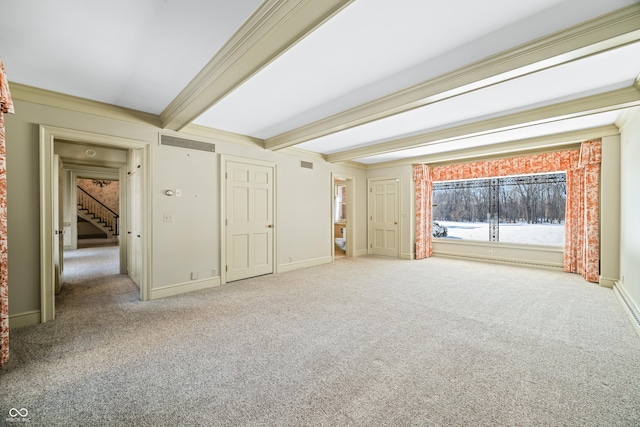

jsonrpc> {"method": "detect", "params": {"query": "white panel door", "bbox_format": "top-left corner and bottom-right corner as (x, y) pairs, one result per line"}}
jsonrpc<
(226, 161), (274, 282)
(53, 155), (64, 293)
(126, 149), (142, 288)
(369, 178), (399, 257)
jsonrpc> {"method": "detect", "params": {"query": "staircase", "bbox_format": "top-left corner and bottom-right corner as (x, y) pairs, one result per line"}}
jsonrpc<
(77, 186), (119, 237)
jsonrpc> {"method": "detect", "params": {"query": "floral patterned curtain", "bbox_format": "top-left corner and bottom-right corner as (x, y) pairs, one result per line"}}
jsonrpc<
(413, 164), (433, 259)
(413, 141), (601, 282)
(0, 57), (14, 367)
(564, 140), (602, 282)
(430, 150), (579, 181)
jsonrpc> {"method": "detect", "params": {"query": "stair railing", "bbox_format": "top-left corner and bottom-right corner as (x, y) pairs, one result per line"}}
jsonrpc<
(77, 186), (119, 236)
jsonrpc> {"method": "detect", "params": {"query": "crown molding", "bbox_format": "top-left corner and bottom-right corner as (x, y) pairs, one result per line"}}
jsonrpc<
(160, 0), (354, 131)
(9, 82), (161, 127)
(363, 126), (618, 170)
(335, 160), (367, 170)
(327, 87), (639, 163)
(180, 123), (264, 148)
(265, 3), (640, 151)
(615, 106), (639, 128)
(280, 146), (327, 162)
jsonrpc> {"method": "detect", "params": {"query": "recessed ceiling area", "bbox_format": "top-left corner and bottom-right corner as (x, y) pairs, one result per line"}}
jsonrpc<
(295, 41), (640, 157)
(2, 0), (639, 166)
(354, 111), (621, 165)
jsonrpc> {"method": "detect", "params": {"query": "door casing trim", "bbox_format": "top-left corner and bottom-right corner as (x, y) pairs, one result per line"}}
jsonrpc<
(39, 125), (150, 322)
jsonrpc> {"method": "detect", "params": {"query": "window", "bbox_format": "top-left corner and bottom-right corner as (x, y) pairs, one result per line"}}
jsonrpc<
(432, 172), (566, 246)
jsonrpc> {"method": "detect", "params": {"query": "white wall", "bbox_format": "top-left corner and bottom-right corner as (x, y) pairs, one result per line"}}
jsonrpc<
(618, 107), (640, 317)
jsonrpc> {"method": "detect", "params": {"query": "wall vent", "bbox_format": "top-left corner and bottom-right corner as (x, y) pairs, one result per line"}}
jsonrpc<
(160, 135), (215, 153)
(300, 160), (313, 169)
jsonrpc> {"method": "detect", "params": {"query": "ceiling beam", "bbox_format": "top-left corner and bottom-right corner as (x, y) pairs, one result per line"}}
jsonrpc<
(363, 126), (619, 170)
(161, 0), (354, 131)
(326, 87), (640, 163)
(265, 3), (640, 151)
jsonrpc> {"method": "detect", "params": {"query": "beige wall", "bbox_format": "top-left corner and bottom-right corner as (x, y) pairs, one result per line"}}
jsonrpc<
(5, 98), (366, 319)
(600, 135), (621, 287)
(619, 107), (640, 315)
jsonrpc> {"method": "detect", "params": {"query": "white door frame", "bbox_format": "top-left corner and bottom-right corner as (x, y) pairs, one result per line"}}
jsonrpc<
(331, 173), (356, 260)
(220, 154), (277, 285)
(39, 125), (150, 322)
(367, 176), (401, 258)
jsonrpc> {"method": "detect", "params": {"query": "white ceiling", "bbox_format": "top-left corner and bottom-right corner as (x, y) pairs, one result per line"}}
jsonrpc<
(2, 0), (640, 166)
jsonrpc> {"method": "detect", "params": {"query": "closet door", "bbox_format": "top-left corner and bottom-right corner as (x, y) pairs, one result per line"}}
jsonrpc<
(369, 178), (399, 257)
(225, 160), (274, 282)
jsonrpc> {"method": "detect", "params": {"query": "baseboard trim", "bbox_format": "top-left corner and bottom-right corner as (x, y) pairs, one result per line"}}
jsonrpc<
(400, 252), (414, 260)
(278, 256), (332, 274)
(354, 249), (368, 257)
(599, 276), (617, 289)
(9, 310), (41, 328)
(614, 281), (640, 338)
(433, 251), (564, 271)
(150, 277), (221, 300)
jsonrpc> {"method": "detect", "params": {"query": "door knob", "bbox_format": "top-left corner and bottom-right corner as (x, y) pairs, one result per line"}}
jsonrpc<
(267, 224), (273, 228)
(394, 221), (398, 225)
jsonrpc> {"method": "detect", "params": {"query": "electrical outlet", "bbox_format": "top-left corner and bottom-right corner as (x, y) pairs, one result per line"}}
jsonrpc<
(163, 212), (174, 222)
(191, 272), (198, 280)
(212, 269), (216, 276)
(289, 256), (293, 263)
(489, 250), (493, 256)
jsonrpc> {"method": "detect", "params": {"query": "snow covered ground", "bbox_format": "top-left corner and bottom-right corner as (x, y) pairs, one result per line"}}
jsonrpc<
(436, 221), (565, 246)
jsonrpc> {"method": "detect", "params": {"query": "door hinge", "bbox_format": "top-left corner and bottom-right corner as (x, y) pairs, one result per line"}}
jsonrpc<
(225, 219), (228, 226)
(225, 172), (228, 179)
(370, 244), (373, 248)
(225, 265), (228, 272)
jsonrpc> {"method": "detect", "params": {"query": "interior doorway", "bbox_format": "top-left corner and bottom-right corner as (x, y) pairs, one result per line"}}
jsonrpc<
(57, 147), (125, 305)
(40, 125), (148, 323)
(332, 173), (356, 260)
(333, 178), (347, 258)
(60, 174), (122, 299)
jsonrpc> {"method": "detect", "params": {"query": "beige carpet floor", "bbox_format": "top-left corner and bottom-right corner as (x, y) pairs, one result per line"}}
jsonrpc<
(1, 247), (639, 426)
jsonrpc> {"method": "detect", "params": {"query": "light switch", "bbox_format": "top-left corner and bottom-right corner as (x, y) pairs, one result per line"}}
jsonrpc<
(175, 188), (182, 197)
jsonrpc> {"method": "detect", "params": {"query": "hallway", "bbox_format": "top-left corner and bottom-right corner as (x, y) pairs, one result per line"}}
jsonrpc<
(60, 245), (138, 309)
